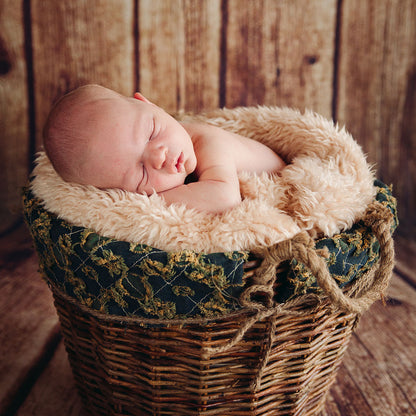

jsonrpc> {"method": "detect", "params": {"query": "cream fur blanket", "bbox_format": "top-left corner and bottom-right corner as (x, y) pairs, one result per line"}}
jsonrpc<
(31, 106), (375, 253)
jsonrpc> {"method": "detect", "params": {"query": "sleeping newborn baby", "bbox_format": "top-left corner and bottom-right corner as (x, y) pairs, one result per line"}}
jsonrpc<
(43, 84), (286, 214)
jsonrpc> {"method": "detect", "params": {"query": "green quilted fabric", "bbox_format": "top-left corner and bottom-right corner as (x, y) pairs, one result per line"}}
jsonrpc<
(22, 192), (248, 319)
(22, 180), (397, 319)
(275, 180), (398, 301)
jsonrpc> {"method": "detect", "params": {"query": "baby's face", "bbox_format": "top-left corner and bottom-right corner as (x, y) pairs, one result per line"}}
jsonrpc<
(74, 90), (197, 195)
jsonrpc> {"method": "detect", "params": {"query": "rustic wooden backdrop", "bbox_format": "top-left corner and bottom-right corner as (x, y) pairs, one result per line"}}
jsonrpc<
(1, 0), (415, 240)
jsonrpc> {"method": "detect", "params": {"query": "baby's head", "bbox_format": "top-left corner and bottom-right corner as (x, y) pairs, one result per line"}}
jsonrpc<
(43, 84), (197, 195)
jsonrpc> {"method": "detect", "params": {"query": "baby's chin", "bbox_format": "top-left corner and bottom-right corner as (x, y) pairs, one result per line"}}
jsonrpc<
(145, 174), (189, 195)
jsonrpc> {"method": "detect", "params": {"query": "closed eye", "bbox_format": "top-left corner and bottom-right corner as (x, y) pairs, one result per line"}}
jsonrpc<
(136, 164), (147, 192)
(148, 117), (156, 142)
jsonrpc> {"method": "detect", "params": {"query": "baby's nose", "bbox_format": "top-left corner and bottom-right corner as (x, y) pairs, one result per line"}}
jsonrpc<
(149, 145), (168, 169)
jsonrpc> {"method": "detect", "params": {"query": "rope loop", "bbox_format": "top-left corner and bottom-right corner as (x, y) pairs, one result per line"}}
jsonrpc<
(244, 201), (395, 315)
(203, 200), (395, 391)
(241, 232), (313, 310)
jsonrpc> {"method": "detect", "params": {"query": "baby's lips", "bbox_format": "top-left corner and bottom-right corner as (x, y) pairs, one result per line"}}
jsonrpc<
(175, 152), (185, 173)
(165, 152), (184, 174)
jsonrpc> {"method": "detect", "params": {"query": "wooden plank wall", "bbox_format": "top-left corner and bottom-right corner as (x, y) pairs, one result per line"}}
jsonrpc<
(1, 0), (415, 239)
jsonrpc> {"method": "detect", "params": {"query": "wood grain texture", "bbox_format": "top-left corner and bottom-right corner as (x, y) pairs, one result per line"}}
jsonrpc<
(0, 0), (414, 243)
(16, 342), (85, 416)
(323, 275), (416, 416)
(336, 0), (416, 239)
(224, 0), (337, 117)
(0, 2), (415, 414)
(393, 236), (416, 289)
(0, 252), (59, 416)
(0, 0), (29, 234)
(30, 0), (135, 149)
(139, 0), (221, 112)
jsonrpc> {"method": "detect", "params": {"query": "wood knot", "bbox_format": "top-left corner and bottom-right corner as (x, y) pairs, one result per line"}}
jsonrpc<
(304, 55), (319, 65)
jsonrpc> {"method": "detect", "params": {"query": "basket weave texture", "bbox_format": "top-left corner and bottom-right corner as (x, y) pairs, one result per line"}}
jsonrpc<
(23, 189), (396, 415)
(54, 289), (356, 416)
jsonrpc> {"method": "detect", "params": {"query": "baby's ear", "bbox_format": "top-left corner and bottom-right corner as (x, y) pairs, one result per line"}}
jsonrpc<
(133, 92), (151, 104)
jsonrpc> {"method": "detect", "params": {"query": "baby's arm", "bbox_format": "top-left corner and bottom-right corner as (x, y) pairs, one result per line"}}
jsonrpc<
(159, 122), (286, 214)
(159, 172), (241, 214)
(159, 133), (241, 213)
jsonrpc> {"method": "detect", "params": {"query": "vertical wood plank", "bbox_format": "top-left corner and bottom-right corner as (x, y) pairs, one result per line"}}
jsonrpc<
(183, 0), (222, 112)
(31, 0), (135, 149)
(336, 0), (416, 239)
(138, 0), (185, 111)
(225, 0), (337, 118)
(139, 0), (221, 112)
(0, 0), (29, 234)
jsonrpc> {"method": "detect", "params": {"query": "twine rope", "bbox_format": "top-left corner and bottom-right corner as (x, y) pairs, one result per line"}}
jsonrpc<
(202, 201), (395, 390)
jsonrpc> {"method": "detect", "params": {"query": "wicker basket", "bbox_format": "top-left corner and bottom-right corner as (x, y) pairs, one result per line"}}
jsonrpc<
(24, 193), (396, 416)
(52, 285), (357, 416)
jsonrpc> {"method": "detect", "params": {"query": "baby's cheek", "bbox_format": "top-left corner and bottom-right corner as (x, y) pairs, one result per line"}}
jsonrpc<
(153, 172), (186, 193)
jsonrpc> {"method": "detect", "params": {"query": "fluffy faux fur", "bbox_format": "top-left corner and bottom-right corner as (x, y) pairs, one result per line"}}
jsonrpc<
(30, 106), (376, 253)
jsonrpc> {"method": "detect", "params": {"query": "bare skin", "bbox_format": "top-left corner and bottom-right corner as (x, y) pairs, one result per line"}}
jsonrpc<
(43, 85), (286, 214)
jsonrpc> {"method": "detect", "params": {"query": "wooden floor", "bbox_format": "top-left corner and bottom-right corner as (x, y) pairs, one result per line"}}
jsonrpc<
(1, 225), (415, 416)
